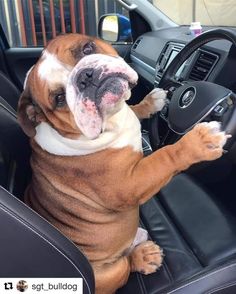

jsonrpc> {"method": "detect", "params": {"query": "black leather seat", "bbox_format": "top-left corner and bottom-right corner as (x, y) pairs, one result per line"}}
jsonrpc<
(0, 70), (21, 110)
(0, 96), (94, 293)
(1, 71), (236, 294)
(118, 175), (236, 293)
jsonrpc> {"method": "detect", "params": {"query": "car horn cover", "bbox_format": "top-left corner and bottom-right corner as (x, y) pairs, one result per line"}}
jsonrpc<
(168, 81), (231, 134)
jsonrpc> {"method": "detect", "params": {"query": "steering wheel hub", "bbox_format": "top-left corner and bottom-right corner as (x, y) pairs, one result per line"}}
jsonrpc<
(168, 81), (231, 134)
(179, 87), (196, 108)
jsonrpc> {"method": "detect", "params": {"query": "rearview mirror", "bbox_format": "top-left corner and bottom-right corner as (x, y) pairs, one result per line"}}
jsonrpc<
(98, 14), (132, 43)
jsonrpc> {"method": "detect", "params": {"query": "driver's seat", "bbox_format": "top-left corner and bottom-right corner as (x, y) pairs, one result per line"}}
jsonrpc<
(118, 173), (236, 293)
(1, 72), (236, 294)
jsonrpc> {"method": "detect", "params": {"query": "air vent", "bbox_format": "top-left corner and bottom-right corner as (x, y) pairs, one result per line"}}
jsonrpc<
(189, 51), (218, 81)
(132, 38), (142, 50)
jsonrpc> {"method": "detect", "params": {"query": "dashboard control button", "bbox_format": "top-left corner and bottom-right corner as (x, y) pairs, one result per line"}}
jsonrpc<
(214, 105), (224, 114)
(212, 101), (228, 119)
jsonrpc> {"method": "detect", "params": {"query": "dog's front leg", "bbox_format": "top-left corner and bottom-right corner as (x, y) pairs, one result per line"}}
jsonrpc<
(130, 88), (167, 119)
(118, 121), (229, 207)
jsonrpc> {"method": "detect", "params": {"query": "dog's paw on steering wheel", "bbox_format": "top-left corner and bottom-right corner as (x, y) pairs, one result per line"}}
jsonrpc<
(144, 88), (167, 114)
(178, 121), (231, 164)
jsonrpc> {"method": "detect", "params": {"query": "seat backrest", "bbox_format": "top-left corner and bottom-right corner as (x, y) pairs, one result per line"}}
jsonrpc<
(0, 78), (95, 293)
(0, 70), (21, 110)
(0, 185), (95, 293)
(0, 96), (31, 200)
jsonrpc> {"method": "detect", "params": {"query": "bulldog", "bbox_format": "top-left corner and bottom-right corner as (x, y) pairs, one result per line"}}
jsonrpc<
(18, 34), (229, 294)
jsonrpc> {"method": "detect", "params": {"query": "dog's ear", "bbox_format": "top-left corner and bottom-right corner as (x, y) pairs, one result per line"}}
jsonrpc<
(17, 90), (45, 137)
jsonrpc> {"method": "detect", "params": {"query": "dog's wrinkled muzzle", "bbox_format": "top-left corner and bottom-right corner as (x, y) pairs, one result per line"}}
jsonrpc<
(66, 54), (138, 139)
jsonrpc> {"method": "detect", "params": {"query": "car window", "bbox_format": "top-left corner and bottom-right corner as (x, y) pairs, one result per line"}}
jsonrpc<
(152, 0), (236, 26)
(0, 0), (129, 47)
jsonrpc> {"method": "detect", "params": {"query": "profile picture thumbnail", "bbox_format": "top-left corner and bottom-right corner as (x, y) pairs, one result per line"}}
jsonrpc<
(16, 280), (28, 292)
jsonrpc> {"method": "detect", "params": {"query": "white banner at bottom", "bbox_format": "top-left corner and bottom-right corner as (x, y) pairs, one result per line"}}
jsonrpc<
(0, 278), (83, 294)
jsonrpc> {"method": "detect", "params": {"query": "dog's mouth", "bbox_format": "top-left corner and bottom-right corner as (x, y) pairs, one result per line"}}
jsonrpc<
(66, 54), (138, 139)
(97, 73), (135, 107)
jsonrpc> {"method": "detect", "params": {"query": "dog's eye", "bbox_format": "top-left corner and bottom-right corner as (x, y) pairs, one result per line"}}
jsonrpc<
(55, 93), (66, 107)
(83, 42), (95, 55)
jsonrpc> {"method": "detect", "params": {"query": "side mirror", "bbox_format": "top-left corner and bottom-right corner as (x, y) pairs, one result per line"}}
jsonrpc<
(98, 14), (132, 43)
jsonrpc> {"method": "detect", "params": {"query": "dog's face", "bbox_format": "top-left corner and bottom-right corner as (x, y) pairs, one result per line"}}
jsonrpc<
(18, 34), (138, 139)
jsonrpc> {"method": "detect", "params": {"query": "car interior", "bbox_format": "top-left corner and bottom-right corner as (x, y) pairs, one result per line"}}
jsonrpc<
(1, 0), (236, 293)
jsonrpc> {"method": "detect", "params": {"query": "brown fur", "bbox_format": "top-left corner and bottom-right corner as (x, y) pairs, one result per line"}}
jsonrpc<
(18, 34), (225, 294)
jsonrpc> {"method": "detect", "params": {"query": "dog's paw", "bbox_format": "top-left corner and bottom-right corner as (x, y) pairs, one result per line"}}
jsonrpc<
(129, 241), (164, 275)
(144, 88), (167, 114)
(179, 121), (231, 164)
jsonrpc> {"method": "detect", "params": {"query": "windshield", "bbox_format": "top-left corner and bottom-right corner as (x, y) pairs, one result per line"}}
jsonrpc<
(151, 0), (236, 26)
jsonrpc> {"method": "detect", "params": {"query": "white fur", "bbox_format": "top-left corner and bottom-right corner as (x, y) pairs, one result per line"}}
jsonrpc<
(126, 227), (148, 255)
(197, 121), (227, 148)
(34, 103), (142, 156)
(38, 50), (72, 86)
(148, 88), (167, 112)
(65, 53), (138, 138)
(23, 65), (34, 89)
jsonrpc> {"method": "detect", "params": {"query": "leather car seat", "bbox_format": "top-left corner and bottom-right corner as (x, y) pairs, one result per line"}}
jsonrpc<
(1, 71), (236, 293)
(118, 174), (236, 293)
(0, 70), (20, 110)
(0, 96), (94, 293)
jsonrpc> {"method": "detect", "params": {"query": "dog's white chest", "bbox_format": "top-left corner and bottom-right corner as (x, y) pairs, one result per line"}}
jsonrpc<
(34, 103), (142, 156)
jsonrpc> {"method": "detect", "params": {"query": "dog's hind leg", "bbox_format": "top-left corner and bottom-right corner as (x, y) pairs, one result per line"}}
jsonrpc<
(129, 240), (163, 275)
(93, 256), (131, 294)
(93, 240), (163, 293)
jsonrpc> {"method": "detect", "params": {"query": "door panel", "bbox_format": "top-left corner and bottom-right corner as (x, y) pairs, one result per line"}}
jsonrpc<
(4, 48), (42, 90)
(112, 43), (132, 62)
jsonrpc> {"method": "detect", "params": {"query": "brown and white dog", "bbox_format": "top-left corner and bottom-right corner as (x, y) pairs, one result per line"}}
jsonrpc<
(18, 34), (229, 294)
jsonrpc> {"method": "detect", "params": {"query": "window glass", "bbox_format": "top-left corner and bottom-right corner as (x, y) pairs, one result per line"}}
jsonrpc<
(0, 0), (129, 47)
(152, 0), (236, 26)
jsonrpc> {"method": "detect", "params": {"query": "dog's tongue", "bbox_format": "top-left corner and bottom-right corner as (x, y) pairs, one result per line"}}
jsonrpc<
(76, 99), (102, 139)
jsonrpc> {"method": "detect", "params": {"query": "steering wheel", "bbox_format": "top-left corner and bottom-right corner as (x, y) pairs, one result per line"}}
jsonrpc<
(149, 29), (236, 151)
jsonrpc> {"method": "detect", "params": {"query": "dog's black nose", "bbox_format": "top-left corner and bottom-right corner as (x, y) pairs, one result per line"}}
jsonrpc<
(77, 68), (94, 91)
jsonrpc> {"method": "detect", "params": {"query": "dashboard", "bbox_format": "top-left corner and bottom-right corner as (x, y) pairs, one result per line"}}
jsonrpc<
(130, 26), (236, 93)
(131, 26), (236, 150)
